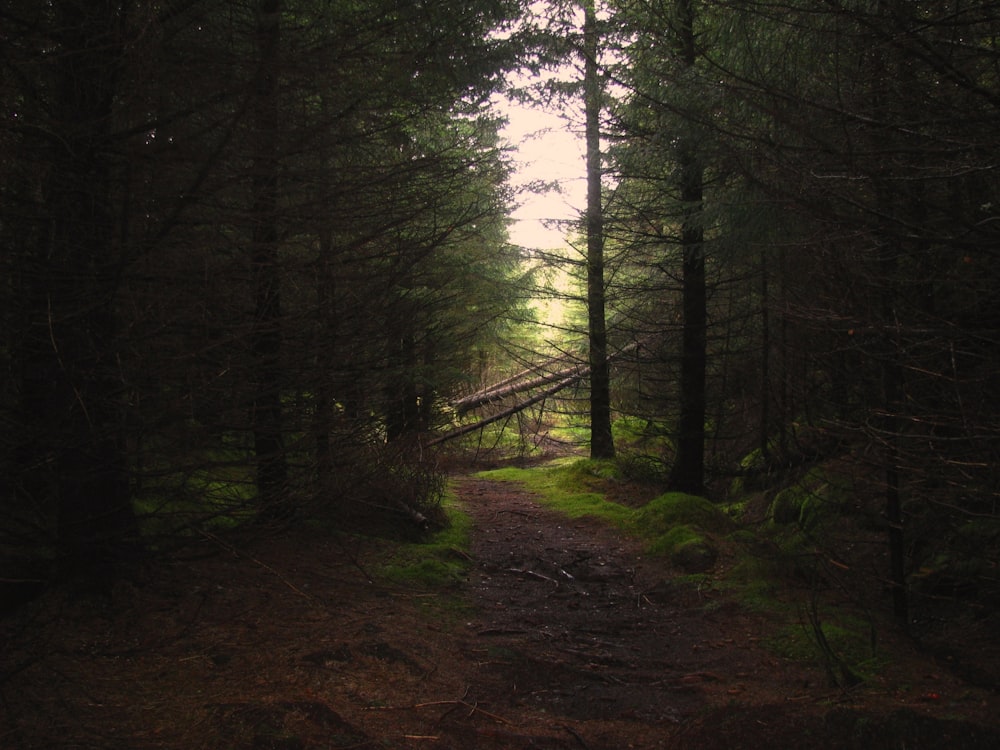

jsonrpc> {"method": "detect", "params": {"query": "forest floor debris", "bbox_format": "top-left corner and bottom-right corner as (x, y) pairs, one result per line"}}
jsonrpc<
(2, 475), (999, 748)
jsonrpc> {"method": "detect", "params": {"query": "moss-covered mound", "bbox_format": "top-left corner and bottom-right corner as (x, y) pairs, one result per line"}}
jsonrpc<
(634, 493), (733, 572)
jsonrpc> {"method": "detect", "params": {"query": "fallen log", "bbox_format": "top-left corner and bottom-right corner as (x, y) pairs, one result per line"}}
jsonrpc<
(427, 373), (584, 446)
(431, 339), (647, 447)
(451, 360), (586, 415)
(451, 340), (644, 415)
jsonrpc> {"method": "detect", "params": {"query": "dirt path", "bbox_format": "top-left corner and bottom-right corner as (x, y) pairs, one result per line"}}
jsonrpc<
(2, 474), (998, 749)
(448, 477), (818, 748)
(438, 477), (1000, 749)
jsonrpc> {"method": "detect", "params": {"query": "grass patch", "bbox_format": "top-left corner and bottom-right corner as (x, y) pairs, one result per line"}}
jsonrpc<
(377, 489), (473, 590)
(634, 492), (734, 536)
(768, 467), (851, 531)
(130, 436), (259, 537)
(450, 419), (547, 460)
(647, 524), (702, 556)
(720, 556), (786, 613)
(769, 611), (881, 685)
(479, 459), (731, 573)
(476, 458), (633, 528)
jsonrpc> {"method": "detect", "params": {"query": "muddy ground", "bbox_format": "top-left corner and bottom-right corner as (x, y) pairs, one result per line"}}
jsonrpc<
(2, 475), (999, 748)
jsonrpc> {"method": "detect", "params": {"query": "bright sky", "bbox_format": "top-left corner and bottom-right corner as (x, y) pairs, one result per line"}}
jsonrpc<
(497, 96), (586, 250)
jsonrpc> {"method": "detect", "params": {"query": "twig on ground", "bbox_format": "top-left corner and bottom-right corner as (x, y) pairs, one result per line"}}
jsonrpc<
(505, 567), (558, 585)
(366, 697), (511, 726)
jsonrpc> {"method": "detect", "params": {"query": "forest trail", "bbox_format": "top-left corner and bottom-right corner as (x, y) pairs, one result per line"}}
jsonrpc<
(2, 475), (998, 749)
(447, 476), (1000, 749)
(453, 477), (810, 731)
(439, 478), (773, 745)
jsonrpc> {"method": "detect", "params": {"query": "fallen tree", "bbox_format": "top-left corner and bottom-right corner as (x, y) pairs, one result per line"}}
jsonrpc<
(450, 359), (586, 415)
(451, 340), (644, 416)
(428, 373), (583, 446)
(433, 340), (646, 447)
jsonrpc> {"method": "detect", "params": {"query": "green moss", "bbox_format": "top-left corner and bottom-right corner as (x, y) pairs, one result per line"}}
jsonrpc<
(768, 615), (880, 682)
(378, 491), (473, 589)
(481, 463), (729, 572)
(477, 459), (633, 528)
(611, 416), (673, 454)
(561, 457), (621, 482)
(548, 422), (591, 445)
(729, 444), (774, 495)
(768, 468), (851, 531)
(647, 524), (700, 556)
(726, 528), (758, 545)
(611, 415), (649, 443)
(721, 556), (783, 612)
(634, 492), (734, 536)
(474, 429), (544, 457)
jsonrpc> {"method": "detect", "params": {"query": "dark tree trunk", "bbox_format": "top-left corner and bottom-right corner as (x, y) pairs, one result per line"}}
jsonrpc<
(759, 249), (771, 463)
(251, 0), (288, 514)
(878, 243), (909, 626)
(584, 0), (615, 460)
(669, 172), (707, 494)
(314, 230), (336, 492)
(18, 1), (139, 575)
(669, 0), (706, 494)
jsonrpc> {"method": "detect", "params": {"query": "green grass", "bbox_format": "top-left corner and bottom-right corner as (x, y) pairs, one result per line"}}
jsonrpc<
(476, 458), (633, 528)
(767, 611), (882, 684)
(377, 489), (474, 590)
(646, 524), (700, 556)
(477, 459), (735, 561)
(130, 435), (260, 534)
(449, 420), (548, 459)
(634, 492), (734, 536)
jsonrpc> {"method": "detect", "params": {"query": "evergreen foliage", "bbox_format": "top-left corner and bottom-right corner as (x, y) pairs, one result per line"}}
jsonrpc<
(0, 0), (525, 578)
(1, 0), (998, 637)
(601, 0), (1000, 630)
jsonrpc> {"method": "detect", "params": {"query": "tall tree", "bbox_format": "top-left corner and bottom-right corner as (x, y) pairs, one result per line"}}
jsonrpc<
(1, 0), (526, 567)
(9, 0), (140, 574)
(603, 0), (712, 490)
(583, 0), (616, 459)
(250, 0), (289, 515)
(698, 0), (1000, 624)
(667, 0), (707, 494)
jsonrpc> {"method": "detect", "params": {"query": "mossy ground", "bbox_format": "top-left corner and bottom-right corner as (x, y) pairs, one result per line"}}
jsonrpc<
(377, 491), (474, 590)
(475, 457), (911, 688)
(3, 458), (997, 749)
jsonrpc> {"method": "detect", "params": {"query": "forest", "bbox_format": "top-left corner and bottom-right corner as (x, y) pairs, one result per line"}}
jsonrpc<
(1, 0), (999, 746)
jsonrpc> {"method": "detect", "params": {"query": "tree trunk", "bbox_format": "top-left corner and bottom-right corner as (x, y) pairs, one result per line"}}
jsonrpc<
(584, 0), (615, 460)
(314, 229), (336, 493)
(251, 0), (288, 514)
(669, 0), (706, 494)
(759, 248), (771, 463)
(385, 332), (420, 442)
(878, 242), (909, 626)
(20, 1), (140, 575)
